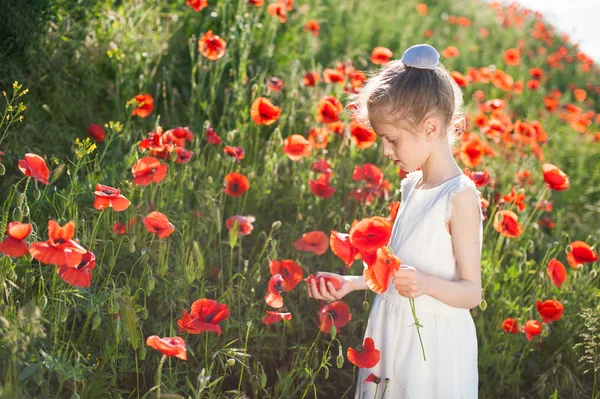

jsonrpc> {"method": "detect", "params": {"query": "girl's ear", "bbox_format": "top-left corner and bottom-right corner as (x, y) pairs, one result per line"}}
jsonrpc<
(423, 116), (441, 140)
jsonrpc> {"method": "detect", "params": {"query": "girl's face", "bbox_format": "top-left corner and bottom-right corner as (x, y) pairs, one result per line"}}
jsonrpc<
(372, 121), (430, 172)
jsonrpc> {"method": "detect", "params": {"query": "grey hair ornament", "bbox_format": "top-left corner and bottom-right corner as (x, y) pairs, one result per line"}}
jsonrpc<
(400, 44), (440, 70)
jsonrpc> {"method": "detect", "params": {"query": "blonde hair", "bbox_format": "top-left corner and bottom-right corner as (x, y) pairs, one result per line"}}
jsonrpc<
(346, 59), (466, 147)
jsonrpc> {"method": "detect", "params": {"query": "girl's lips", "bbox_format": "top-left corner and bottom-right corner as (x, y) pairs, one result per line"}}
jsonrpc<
(394, 160), (401, 166)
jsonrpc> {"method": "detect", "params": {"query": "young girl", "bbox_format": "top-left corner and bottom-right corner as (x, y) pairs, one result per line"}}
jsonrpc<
(307, 43), (484, 398)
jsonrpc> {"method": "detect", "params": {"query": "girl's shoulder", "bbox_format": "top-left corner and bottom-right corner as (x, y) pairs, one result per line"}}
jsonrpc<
(444, 174), (485, 223)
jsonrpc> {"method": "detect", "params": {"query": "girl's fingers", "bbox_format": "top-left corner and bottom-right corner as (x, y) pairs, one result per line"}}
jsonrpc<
(319, 277), (336, 302)
(310, 279), (324, 300)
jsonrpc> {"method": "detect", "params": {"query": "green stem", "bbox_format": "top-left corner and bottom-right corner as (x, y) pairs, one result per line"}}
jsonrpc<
(237, 320), (252, 392)
(156, 354), (167, 399)
(408, 298), (426, 361)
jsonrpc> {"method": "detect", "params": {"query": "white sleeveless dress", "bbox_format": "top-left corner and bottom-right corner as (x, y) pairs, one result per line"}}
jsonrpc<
(353, 169), (484, 399)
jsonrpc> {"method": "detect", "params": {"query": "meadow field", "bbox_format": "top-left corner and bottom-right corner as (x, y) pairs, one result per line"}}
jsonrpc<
(0, 0), (599, 397)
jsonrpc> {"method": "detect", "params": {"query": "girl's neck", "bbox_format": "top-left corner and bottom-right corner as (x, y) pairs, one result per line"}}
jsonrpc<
(417, 145), (463, 189)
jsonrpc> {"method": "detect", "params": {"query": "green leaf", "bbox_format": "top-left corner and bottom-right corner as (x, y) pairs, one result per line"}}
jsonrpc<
(330, 321), (337, 340)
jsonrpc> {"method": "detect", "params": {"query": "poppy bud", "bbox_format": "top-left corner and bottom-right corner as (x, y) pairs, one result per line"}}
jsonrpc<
(138, 342), (147, 360)
(227, 358), (236, 367)
(128, 242), (136, 253)
(139, 308), (149, 320)
(21, 205), (30, 217)
(248, 171), (256, 179)
(590, 269), (597, 279)
(12, 207), (22, 221)
(363, 300), (370, 310)
(17, 192), (27, 206)
(33, 187), (41, 200)
(227, 130), (236, 142)
(193, 160), (202, 170)
(251, 84), (259, 97)
(42, 104), (51, 114)
(92, 314), (102, 330)
(271, 220), (282, 231)
(0, 163), (5, 176)
(207, 176), (213, 184)
(187, 180), (194, 190)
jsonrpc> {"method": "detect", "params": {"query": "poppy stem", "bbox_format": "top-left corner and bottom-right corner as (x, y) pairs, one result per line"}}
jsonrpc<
(408, 298), (426, 361)
(156, 354), (167, 399)
(205, 331), (209, 376)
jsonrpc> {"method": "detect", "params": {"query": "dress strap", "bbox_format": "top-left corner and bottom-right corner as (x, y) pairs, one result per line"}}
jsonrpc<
(444, 177), (485, 223)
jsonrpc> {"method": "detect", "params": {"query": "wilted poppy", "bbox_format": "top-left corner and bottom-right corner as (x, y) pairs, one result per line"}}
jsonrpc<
(93, 184), (131, 212)
(198, 30), (227, 60)
(542, 163), (569, 191)
(363, 246), (401, 294)
(0, 222), (32, 257)
(318, 300), (352, 334)
(536, 299), (564, 324)
(143, 211), (175, 238)
(88, 123), (105, 142)
(29, 220), (87, 267)
(269, 259), (304, 291)
(18, 153), (50, 185)
(250, 97), (282, 125)
(262, 310), (292, 325)
(502, 318), (519, 334)
(282, 134), (313, 161)
(349, 216), (393, 253)
(347, 337), (381, 368)
(146, 335), (187, 360)
(205, 126), (222, 145)
(223, 172), (250, 197)
(311, 158), (334, 175)
(131, 156), (168, 186)
(522, 320), (542, 341)
(294, 231), (329, 255)
(566, 240), (598, 269)
(223, 146), (245, 162)
(493, 210), (523, 238)
(265, 274), (285, 308)
(315, 95), (343, 124)
(371, 47), (393, 64)
(363, 373), (382, 384)
(177, 299), (231, 335)
(330, 231), (361, 268)
(225, 215), (255, 236)
(56, 250), (96, 288)
(547, 258), (567, 288)
(131, 94), (154, 118)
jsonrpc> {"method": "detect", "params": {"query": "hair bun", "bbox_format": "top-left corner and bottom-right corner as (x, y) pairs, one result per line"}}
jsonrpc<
(400, 44), (440, 70)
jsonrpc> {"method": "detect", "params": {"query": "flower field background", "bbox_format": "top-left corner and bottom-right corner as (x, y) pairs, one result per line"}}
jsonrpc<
(1, 0), (599, 397)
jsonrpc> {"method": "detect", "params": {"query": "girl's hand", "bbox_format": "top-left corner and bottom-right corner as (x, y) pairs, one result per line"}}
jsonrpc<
(307, 272), (355, 302)
(392, 265), (430, 298)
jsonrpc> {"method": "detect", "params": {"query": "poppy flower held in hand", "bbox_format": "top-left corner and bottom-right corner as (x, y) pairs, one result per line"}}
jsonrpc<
(329, 231), (361, 268)
(177, 299), (231, 336)
(347, 337), (381, 368)
(363, 246), (401, 294)
(93, 184), (131, 212)
(250, 97), (282, 126)
(305, 274), (342, 290)
(143, 211), (175, 238)
(56, 250), (96, 288)
(146, 335), (187, 360)
(0, 222), (32, 257)
(29, 220), (87, 267)
(198, 30), (227, 60)
(18, 153), (50, 185)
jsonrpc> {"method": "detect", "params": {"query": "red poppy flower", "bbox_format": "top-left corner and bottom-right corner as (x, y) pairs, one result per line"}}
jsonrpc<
(305, 273), (342, 290)
(0, 222), (32, 257)
(309, 173), (336, 198)
(566, 240), (598, 269)
(174, 146), (194, 164)
(294, 231), (329, 255)
(318, 300), (352, 334)
(311, 158), (333, 175)
(251, 97), (282, 125)
(93, 184), (130, 212)
(536, 299), (564, 324)
(186, 0), (207, 12)
(247, 0), (264, 6)
(265, 274), (285, 308)
(347, 337), (381, 368)
(267, 2), (286, 23)
(177, 299), (231, 336)
(547, 258), (567, 288)
(542, 163), (569, 191)
(307, 128), (329, 150)
(29, 221), (87, 267)
(163, 126), (194, 148)
(350, 121), (378, 149)
(143, 211), (175, 238)
(56, 250), (96, 288)
(416, 3), (427, 16)
(205, 126), (222, 145)
(112, 222), (127, 235)
(282, 134), (312, 161)
(222, 146), (245, 162)
(315, 95), (343, 124)
(504, 48), (520, 66)
(388, 201), (400, 224)
(139, 130), (172, 159)
(304, 19), (320, 36)
(269, 260), (304, 291)
(131, 156), (168, 186)
(464, 168), (491, 187)
(500, 187), (527, 213)
(302, 71), (320, 87)
(459, 139), (485, 168)
(198, 30), (227, 60)
(266, 76), (283, 92)
(522, 320), (542, 341)
(363, 373), (382, 384)
(223, 172), (250, 197)
(363, 246), (401, 294)
(88, 123), (105, 142)
(18, 153), (50, 185)
(225, 215), (255, 236)
(262, 310), (292, 325)
(493, 210), (523, 238)
(370, 46), (393, 64)
(146, 335), (187, 360)
(330, 231), (361, 268)
(502, 318), (519, 334)
(353, 164), (384, 187)
(323, 68), (345, 84)
(349, 216), (393, 253)
(131, 94), (154, 118)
